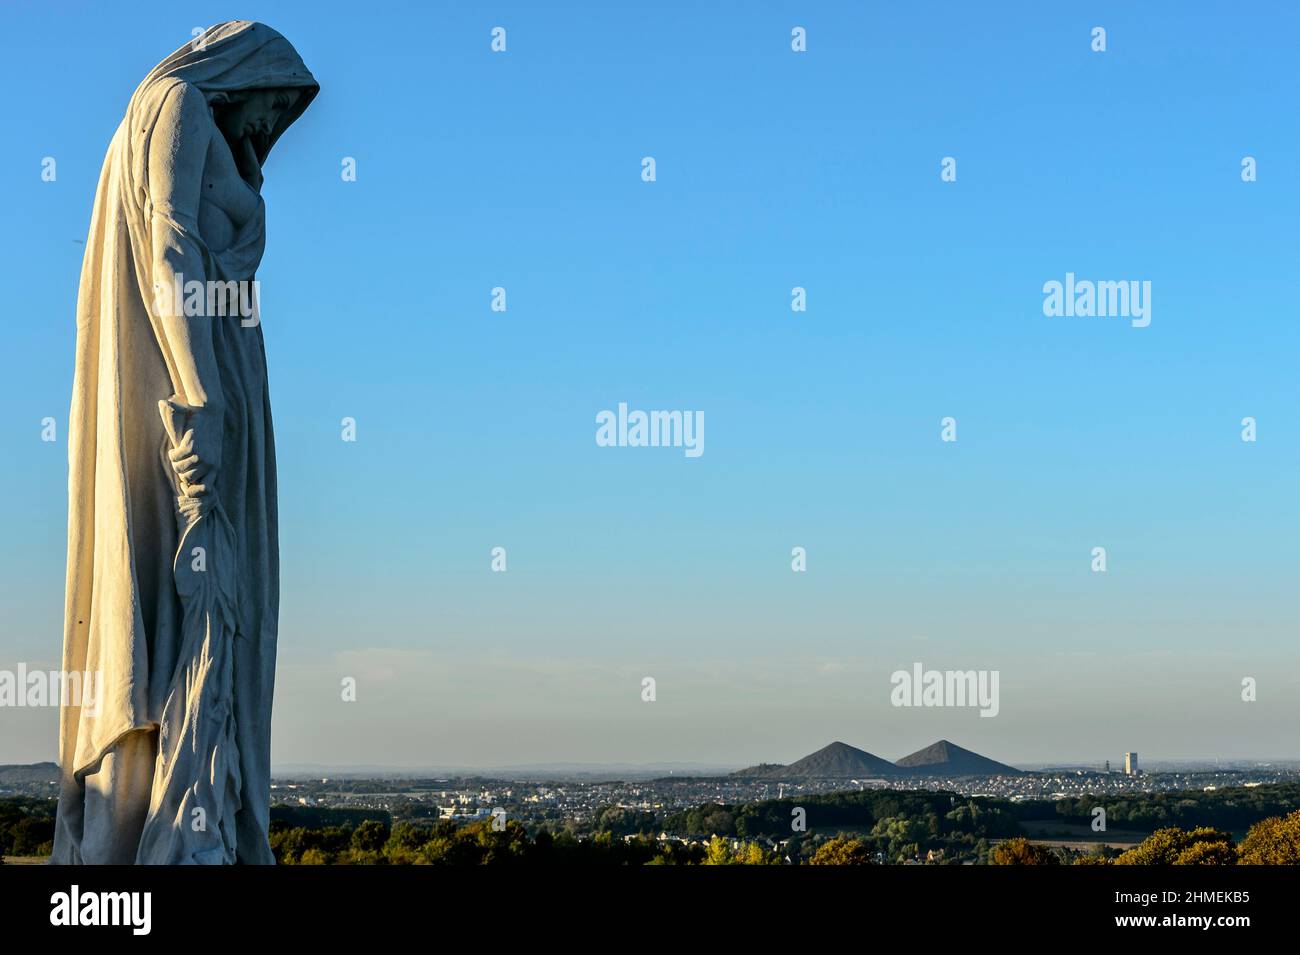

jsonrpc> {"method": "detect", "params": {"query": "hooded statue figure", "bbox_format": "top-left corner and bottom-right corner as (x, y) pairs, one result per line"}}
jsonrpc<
(52, 21), (317, 864)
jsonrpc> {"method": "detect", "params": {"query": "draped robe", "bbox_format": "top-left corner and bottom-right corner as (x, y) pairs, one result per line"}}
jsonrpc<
(52, 21), (318, 865)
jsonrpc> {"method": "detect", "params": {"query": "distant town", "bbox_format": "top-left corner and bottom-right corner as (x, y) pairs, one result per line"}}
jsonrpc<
(6, 739), (1297, 832)
(263, 765), (1300, 830)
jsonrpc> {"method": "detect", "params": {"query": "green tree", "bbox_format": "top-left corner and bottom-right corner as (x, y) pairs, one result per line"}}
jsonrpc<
(736, 841), (776, 865)
(872, 815), (929, 861)
(351, 819), (389, 853)
(703, 836), (734, 865)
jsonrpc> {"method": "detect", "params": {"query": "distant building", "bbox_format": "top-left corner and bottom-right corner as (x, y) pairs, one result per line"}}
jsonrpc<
(1124, 752), (1139, 775)
(1104, 760), (1110, 774)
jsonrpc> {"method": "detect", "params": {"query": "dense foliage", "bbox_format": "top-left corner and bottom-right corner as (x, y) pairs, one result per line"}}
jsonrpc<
(1009, 783), (1300, 833)
(5, 784), (1300, 865)
(990, 811), (1300, 865)
(0, 797), (56, 859)
(270, 818), (715, 865)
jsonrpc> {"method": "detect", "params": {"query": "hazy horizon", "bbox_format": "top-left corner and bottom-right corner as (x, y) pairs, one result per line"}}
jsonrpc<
(8, 743), (1300, 776)
(3, 3), (1297, 770)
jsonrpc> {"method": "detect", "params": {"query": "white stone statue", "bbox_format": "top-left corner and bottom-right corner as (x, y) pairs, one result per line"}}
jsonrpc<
(52, 21), (317, 864)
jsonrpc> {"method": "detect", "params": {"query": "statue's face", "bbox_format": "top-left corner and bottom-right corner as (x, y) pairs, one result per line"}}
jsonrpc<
(213, 88), (298, 143)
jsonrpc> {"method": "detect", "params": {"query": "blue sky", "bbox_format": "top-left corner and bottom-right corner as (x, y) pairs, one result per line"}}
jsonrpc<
(1, 1), (1297, 768)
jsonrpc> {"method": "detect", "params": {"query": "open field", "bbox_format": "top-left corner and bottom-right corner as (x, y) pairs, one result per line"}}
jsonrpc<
(1017, 821), (1148, 849)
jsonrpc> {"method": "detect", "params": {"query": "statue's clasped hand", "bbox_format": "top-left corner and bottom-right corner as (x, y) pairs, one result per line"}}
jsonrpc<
(159, 397), (223, 500)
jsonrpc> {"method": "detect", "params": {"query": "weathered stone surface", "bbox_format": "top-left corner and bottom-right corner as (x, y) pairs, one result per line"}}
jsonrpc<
(52, 21), (317, 864)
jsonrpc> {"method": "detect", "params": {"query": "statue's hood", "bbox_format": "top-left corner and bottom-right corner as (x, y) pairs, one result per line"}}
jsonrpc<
(131, 21), (318, 161)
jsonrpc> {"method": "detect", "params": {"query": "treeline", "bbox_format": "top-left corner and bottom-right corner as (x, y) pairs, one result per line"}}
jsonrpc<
(658, 783), (1300, 841)
(649, 784), (1300, 863)
(663, 790), (1021, 840)
(269, 818), (899, 865)
(271, 818), (712, 865)
(655, 791), (1022, 863)
(1008, 782), (1300, 834)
